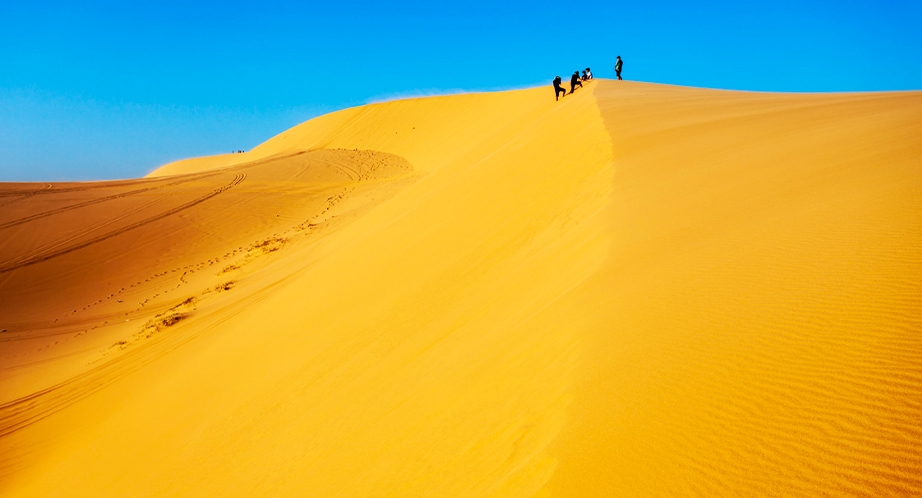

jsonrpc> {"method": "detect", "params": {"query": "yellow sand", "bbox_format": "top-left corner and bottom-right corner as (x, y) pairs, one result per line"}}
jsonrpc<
(1, 81), (920, 496)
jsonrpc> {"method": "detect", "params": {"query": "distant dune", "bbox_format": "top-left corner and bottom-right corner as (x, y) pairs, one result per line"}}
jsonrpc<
(1, 80), (920, 496)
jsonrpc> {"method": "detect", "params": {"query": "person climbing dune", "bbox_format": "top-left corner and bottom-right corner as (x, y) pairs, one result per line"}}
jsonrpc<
(570, 71), (583, 93)
(615, 56), (623, 80)
(553, 76), (566, 101)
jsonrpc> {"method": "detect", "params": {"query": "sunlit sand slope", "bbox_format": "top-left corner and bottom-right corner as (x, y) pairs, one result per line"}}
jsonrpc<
(1, 81), (920, 496)
(151, 151), (256, 177)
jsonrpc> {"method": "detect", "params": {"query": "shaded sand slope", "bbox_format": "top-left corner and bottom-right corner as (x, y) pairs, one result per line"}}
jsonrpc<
(0, 154), (423, 495)
(1, 81), (921, 496)
(0, 149), (414, 417)
(544, 83), (922, 496)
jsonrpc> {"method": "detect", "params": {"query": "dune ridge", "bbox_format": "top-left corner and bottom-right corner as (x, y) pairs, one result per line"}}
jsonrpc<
(1, 81), (920, 496)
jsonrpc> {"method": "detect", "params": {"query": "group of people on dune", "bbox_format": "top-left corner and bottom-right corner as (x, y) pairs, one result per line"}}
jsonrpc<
(553, 68), (592, 101)
(553, 56), (623, 101)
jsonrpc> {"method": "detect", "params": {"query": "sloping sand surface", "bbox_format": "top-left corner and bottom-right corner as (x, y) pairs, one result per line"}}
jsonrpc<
(546, 83), (922, 496)
(1, 81), (920, 496)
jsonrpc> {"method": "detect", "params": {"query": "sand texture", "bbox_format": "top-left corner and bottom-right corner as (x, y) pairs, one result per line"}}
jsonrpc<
(1, 81), (920, 496)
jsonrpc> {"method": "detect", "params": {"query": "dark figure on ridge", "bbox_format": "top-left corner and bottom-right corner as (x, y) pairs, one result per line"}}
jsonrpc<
(585, 67), (593, 80)
(570, 71), (583, 94)
(553, 76), (566, 101)
(615, 56), (623, 80)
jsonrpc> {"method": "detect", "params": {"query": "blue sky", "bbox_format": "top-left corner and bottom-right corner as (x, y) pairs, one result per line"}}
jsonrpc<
(1, 0), (920, 181)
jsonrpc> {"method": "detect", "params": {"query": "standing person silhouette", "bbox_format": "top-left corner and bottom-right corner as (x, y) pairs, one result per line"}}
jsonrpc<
(615, 56), (623, 80)
(570, 71), (583, 93)
(553, 76), (566, 101)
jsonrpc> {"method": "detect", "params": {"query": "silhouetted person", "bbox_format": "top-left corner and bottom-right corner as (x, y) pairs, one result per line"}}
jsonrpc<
(585, 67), (593, 80)
(553, 76), (566, 101)
(570, 71), (583, 93)
(615, 56), (623, 80)
(581, 70), (587, 81)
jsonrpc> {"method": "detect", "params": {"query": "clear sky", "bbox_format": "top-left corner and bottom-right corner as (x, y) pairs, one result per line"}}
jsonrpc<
(1, 0), (920, 181)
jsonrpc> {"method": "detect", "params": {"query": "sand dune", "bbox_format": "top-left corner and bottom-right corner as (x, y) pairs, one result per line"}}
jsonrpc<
(1, 81), (920, 496)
